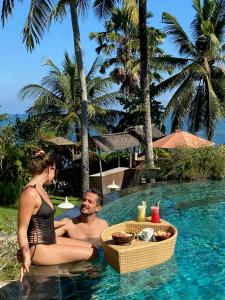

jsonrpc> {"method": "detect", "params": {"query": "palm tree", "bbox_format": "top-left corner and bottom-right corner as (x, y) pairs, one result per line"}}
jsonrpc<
(154, 0), (225, 140)
(1, 0), (119, 193)
(19, 53), (122, 139)
(94, 0), (156, 167)
(90, 7), (140, 96)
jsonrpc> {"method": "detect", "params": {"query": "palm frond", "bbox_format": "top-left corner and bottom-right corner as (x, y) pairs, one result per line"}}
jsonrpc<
(86, 55), (103, 80)
(162, 12), (196, 56)
(92, 91), (123, 107)
(22, 0), (54, 51)
(93, 0), (117, 18)
(213, 0), (225, 39)
(203, 75), (224, 139)
(77, 0), (91, 18)
(152, 67), (190, 97)
(48, 0), (67, 23)
(123, 0), (139, 25)
(188, 83), (205, 132)
(1, 0), (15, 26)
(19, 84), (61, 102)
(164, 74), (195, 129)
(151, 56), (190, 73)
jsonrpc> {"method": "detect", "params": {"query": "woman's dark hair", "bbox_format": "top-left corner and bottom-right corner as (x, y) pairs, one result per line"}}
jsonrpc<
(29, 148), (55, 175)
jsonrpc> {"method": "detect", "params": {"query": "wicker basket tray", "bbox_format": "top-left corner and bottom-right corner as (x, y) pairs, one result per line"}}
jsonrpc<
(101, 220), (178, 274)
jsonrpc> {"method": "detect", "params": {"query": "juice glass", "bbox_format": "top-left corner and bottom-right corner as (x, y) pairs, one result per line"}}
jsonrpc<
(151, 206), (160, 223)
(137, 205), (146, 222)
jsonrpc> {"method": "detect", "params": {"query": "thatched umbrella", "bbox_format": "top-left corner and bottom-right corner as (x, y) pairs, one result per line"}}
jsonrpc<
(41, 137), (80, 160)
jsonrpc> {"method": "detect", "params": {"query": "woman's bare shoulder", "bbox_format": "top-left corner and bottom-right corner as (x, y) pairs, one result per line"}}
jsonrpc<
(20, 186), (39, 203)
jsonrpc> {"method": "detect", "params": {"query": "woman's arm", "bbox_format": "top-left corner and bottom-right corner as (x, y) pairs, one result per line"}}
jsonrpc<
(54, 218), (70, 229)
(18, 188), (39, 282)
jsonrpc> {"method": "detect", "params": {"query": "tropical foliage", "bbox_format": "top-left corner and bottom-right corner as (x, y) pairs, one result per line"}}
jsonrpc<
(19, 53), (122, 139)
(154, 0), (225, 140)
(90, 6), (166, 131)
(156, 146), (225, 180)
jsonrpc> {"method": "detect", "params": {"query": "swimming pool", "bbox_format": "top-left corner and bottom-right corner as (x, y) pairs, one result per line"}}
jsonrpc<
(61, 180), (225, 299)
(94, 180), (225, 300)
(1, 180), (225, 299)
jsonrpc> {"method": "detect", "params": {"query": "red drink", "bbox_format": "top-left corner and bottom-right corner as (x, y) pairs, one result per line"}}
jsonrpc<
(151, 206), (161, 223)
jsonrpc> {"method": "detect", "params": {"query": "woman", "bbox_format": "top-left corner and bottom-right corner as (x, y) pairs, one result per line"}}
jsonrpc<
(18, 149), (97, 282)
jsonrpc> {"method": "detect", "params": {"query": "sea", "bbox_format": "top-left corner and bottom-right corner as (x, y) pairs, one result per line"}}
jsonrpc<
(1, 114), (225, 145)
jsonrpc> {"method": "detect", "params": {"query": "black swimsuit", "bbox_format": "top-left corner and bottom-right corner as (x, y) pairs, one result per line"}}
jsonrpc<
(26, 185), (56, 248)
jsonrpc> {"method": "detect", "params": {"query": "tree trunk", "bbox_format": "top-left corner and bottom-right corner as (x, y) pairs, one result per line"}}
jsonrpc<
(70, 2), (89, 193)
(139, 0), (154, 168)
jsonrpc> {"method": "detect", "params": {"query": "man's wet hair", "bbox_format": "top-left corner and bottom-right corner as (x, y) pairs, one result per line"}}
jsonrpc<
(85, 188), (104, 206)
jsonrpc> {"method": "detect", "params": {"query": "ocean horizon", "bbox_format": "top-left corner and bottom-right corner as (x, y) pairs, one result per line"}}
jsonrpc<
(2, 114), (225, 145)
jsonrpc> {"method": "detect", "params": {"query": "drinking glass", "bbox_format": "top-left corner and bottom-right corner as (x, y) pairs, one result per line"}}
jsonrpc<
(151, 206), (160, 223)
(137, 205), (146, 222)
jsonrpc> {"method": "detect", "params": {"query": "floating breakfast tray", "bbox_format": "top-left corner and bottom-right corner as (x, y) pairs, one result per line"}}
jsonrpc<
(101, 220), (178, 274)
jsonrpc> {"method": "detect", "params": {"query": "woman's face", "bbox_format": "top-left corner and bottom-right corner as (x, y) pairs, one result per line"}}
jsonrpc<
(45, 164), (56, 184)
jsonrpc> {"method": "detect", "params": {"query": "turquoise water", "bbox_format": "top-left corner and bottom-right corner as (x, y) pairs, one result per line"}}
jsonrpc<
(7, 180), (224, 299)
(94, 181), (225, 299)
(63, 180), (225, 300)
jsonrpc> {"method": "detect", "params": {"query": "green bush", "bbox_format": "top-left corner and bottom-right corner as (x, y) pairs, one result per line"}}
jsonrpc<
(0, 181), (24, 206)
(156, 146), (225, 180)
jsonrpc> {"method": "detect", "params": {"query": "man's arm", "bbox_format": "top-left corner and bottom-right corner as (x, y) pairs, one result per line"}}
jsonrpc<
(55, 223), (68, 237)
(54, 218), (70, 229)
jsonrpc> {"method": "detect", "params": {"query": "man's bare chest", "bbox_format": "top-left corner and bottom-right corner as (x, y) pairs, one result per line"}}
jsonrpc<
(66, 224), (100, 240)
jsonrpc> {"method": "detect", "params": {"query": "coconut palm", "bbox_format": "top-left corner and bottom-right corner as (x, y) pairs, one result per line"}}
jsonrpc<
(154, 0), (225, 140)
(90, 7), (140, 96)
(94, 0), (157, 167)
(19, 53), (122, 139)
(91, 7), (165, 94)
(1, 0), (123, 192)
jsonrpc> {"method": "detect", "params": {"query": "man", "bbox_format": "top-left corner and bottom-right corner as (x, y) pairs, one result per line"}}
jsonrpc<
(55, 189), (109, 247)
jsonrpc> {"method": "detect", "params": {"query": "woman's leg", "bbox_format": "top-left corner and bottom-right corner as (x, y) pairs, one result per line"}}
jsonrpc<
(30, 244), (98, 266)
(56, 237), (92, 248)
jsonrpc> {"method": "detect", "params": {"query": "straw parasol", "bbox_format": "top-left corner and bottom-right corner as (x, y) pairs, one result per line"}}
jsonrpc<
(153, 130), (215, 148)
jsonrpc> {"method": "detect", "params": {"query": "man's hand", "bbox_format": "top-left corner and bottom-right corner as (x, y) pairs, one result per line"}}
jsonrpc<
(61, 218), (70, 225)
(54, 218), (70, 229)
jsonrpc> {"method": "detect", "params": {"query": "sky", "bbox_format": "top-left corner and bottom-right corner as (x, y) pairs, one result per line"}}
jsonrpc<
(0, 0), (196, 114)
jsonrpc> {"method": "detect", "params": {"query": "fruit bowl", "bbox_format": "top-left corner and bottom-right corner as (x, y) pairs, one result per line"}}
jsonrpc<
(112, 231), (134, 245)
(154, 231), (172, 241)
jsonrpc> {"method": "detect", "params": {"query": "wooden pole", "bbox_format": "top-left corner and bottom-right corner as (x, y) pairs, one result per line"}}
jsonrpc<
(129, 150), (132, 168)
(118, 151), (120, 168)
(98, 149), (103, 194)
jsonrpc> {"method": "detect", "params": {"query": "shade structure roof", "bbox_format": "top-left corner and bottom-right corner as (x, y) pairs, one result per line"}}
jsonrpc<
(91, 126), (164, 153)
(91, 132), (141, 152)
(153, 130), (215, 148)
(127, 125), (164, 141)
(42, 137), (76, 147)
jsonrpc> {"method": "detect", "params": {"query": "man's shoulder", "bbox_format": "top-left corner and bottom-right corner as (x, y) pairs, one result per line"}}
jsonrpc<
(96, 217), (109, 228)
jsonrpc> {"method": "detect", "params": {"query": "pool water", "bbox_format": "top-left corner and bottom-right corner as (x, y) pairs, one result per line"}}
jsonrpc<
(61, 180), (225, 299)
(3, 180), (224, 300)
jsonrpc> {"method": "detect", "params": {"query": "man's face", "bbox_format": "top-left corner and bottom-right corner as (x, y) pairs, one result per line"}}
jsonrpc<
(80, 192), (101, 215)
